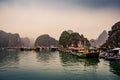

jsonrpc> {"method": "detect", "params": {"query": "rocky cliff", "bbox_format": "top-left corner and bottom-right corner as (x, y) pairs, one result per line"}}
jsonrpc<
(0, 30), (32, 47)
(0, 30), (22, 47)
(90, 30), (108, 47)
(59, 30), (91, 48)
(102, 21), (120, 48)
(35, 34), (58, 47)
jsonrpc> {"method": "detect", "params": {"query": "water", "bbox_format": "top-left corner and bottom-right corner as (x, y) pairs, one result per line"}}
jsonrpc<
(0, 50), (120, 80)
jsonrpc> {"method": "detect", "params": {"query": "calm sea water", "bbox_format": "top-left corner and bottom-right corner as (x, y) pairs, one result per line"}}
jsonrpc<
(0, 50), (120, 80)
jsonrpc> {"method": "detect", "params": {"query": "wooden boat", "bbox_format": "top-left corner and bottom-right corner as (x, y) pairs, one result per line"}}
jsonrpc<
(105, 48), (120, 61)
(105, 55), (120, 61)
(71, 47), (100, 58)
(85, 47), (100, 58)
(70, 47), (86, 58)
(76, 51), (86, 58)
(86, 52), (100, 58)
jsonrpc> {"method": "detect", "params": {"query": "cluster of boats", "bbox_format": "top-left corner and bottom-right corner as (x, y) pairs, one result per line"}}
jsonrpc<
(62, 47), (100, 58)
(20, 47), (58, 52)
(62, 47), (120, 61)
(0, 47), (58, 52)
(100, 48), (120, 61)
(1, 46), (120, 61)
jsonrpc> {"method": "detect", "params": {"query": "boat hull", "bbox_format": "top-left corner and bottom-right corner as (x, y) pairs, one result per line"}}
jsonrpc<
(86, 52), (100, 58)
(76, 53), (86, 58)
(105, 56), (120, 61)
(76, 52), (100, 58)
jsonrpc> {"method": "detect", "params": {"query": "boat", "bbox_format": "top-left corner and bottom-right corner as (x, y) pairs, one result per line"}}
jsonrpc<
(76, 50), (86, 58)
(104, 48), (120, 61)
(69, 47), (86, 58)
(85, 47), (100, 58)
(86, 52), (100, 58)
(20, 47), (33, 51)
(70, 47), (100, 58)
(99, 48), (107, 58)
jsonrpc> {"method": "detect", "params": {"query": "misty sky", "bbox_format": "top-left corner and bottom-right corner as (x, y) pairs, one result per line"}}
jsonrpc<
(0, 0), (120, 40)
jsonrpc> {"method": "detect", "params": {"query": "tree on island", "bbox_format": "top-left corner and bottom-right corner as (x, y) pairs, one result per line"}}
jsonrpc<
(59, 31), (70, 48)
(59, 30), (90, 48)
(68, 32), (81, 47)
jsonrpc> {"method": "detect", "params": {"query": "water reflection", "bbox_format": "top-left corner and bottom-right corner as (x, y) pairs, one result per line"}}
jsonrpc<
(59, 52), (99, 66)
(36, 51), (56, 62)
(0, 50), (20, 71)
(0, 51), (120, 80)
(35, 51), (63, 73)
(59, 52), (99, 73)
(84, 58), (100, 66)
(110, 61), (120, 76)
(59, 52), (101, 80)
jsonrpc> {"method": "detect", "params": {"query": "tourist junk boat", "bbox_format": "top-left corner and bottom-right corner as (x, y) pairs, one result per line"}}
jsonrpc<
(71, 47), (86, 58)
(105, 48), (120, 61)
(86, 47), (100, 58)
(69, 47), (100, 58)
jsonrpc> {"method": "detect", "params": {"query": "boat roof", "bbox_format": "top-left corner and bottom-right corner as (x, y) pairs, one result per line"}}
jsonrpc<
(111, 48), (120, 51)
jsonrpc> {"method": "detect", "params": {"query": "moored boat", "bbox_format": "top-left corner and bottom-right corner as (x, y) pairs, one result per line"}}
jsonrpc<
(86, 52), (99, 58)
(20, 47), (33, 51)
(76, 50), (86, 58)
(85, 47), (100, 58)
(69, 47), (100, 58)
(105, 48), (120, 61)
(70, 47), (86, 58)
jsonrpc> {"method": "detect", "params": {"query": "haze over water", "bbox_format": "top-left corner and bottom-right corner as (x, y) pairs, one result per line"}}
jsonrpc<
(0, 0), (120, 39)
(0, 1), (120, 80)
(0, 51), (120, 80)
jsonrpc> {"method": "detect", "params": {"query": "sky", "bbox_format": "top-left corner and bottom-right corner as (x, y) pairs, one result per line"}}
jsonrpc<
(0, 0), (120, 40)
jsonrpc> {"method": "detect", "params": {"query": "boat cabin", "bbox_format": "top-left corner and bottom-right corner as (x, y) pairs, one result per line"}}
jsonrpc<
(105, 48), (120, 57)
(111, 48), (120, 55)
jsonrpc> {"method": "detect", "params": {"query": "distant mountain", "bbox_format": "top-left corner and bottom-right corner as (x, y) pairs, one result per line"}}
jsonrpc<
(34, 34), (58, 47)
(90, 39), (96, 47)
(0, 30), (22, 47)
(102, 21), (120, 48)
(21, 37), (30, 47)
(29, 38), (35, 47)
(0, 30), (34, 47)
(90, 30), (108, 47)
(96, 30), (108, 47)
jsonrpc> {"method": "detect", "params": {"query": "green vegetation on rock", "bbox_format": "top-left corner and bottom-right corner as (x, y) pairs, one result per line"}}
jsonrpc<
(102, 21), (120, 48)
(59, 31), (70, 48)
(59, 30), (90, 48)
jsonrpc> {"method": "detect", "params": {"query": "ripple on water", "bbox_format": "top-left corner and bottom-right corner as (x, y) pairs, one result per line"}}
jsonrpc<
(0, 51), (120, 80)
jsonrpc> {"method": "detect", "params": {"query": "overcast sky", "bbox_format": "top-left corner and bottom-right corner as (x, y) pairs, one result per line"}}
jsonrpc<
(0, 0), (120, 40)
